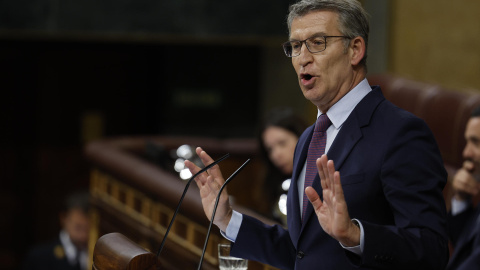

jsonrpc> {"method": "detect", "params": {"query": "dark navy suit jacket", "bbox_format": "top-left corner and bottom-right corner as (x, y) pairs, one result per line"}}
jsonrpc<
(447, 205), (480, 270)
(231, 87), (449, 270)
(22, 237), (81, 270)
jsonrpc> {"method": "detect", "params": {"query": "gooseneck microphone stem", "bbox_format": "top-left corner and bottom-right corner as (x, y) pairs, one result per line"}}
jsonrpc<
(197, 158), (251, 270)
(156, 153), (230, 258)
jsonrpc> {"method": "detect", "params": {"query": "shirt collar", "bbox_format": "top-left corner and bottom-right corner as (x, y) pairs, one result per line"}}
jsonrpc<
(317, 78), (371, 129)
(59, 230), (77, 264)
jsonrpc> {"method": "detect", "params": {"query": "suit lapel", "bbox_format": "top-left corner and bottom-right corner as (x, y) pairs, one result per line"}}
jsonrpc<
(288, 124), (314, 244)
(300, 87), (385, 230)
(326, 113), (363, 170)
(328, 87), (384, 168)
(300, 121), (364, 228)
(456, 208), (480, 252)
(448, 208), (480, 268)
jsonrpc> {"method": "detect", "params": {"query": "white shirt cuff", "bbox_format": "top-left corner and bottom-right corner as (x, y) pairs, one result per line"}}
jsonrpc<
(220, 210), (243, 242)
(451, 197), (469, 216)
(339, 218), (364, 255)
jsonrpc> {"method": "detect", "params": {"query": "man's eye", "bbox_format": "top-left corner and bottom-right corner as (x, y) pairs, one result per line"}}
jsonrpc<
(472, 139), (480, 147)
(310, 38), (325, 46)
(292, 42), (301, 49)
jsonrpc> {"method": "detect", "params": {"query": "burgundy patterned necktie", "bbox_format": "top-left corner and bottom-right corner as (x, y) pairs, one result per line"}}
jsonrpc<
(302, 114), (331, 222)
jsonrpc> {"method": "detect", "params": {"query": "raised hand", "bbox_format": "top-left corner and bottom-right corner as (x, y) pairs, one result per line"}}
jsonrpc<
(305, 154), (360, 247)
(452, 160), (480, 201)
(184, 147), (232, 231)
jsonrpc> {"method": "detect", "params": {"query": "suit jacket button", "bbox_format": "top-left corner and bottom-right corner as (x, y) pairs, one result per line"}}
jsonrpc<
(297, 251), (305, 259)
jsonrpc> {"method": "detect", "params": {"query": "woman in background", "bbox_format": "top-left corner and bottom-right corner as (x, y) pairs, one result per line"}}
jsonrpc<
(258, 108), (308, 225)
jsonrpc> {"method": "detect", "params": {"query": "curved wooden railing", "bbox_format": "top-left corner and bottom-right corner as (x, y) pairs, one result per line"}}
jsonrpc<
(85, 136), (280, 270)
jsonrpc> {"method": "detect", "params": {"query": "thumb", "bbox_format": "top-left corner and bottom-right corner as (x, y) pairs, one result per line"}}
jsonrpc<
(463, 160), (475, 172)
(305, 186), (323, 210)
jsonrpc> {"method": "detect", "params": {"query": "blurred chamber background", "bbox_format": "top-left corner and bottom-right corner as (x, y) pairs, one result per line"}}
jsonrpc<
(1, 0), (480, 269)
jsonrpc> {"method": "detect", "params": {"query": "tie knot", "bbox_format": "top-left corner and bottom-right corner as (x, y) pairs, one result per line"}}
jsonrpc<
(315, 114), (331, 133)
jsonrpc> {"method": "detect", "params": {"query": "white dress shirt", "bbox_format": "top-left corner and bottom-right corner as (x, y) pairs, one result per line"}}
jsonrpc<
(59, 230), (88, 270)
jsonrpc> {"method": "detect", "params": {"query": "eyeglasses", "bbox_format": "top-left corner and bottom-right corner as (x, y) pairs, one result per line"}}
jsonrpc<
(282, 35), (350, 57)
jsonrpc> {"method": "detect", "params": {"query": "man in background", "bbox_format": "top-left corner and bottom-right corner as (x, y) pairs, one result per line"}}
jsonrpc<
(23, 191), (90, 270)
(447, 106), (480, 269)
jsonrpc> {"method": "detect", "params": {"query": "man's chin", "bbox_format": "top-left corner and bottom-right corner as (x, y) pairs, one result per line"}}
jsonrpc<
(302, 89), (319, 101)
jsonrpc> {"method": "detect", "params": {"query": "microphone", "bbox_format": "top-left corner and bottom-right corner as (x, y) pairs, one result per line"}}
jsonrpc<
(197, 158), (251, 270)
(156, 153), (230, 258)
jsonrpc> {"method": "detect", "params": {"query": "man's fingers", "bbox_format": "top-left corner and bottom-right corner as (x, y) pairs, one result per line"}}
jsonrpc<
(306, 186), (323, 210)
(184, 160), (205, 184)
(454, 169), (477, 193)
(197, 147), (223, 178)
(318, 157), (327, 190)
(197, 147), (214, 165)
(327, 160), (336, 191)
(319, 155), (329, 189)
(184, 159), (198, 173)
(332, 171), (345, 202)
(463, 160), (474, 172)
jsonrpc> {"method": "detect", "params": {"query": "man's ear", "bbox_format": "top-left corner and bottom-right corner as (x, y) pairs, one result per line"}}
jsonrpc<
(349, 36), (366, 66)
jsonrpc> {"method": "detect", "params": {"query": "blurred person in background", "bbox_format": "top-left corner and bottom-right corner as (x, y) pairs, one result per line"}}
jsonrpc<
(447, 106), (480, 270)
(258, 107), (308, 224)
(23, 191), (90, 270)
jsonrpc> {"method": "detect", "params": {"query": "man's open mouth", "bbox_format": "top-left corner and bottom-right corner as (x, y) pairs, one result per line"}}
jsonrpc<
(301, 73), (313, 81)
(301, 74), (313, 81)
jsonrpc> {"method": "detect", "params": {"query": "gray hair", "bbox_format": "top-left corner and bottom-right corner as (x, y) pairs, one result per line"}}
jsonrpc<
(287, 0), (370, 68)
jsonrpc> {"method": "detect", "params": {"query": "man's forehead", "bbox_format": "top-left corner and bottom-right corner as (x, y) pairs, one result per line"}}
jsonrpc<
(466, 117), (480, 136)
(290, 10), (340, 39)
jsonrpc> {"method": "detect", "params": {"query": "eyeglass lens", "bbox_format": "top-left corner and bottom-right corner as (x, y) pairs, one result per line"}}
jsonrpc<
(283, 36), (327, 57)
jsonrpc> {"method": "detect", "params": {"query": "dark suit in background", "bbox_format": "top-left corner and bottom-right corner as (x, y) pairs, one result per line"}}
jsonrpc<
(22, 237), (81, 270)
(447, 205), (480, 270)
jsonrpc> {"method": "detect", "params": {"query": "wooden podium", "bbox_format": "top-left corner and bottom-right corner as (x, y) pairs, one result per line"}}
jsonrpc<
(92, 233), (160, 270)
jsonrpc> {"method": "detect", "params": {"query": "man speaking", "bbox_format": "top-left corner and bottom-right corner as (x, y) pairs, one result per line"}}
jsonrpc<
(185, 0), (449, 269)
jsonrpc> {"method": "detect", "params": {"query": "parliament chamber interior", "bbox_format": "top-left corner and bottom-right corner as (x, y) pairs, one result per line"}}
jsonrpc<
(2, 0), (480, 269)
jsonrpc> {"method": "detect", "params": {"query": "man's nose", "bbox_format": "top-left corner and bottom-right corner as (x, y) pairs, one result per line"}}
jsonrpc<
(297, 43), (313, 67)
(463, 144), (473, 160)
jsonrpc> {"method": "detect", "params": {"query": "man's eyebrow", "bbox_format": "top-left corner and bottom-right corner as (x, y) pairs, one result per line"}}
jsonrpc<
(289, 32), (327, 41)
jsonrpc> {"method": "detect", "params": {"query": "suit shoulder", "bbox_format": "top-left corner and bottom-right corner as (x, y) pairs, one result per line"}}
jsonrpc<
(25, 239), (65, 262)
(353, 88), (427, 134)
(375, 96), (426, 126)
